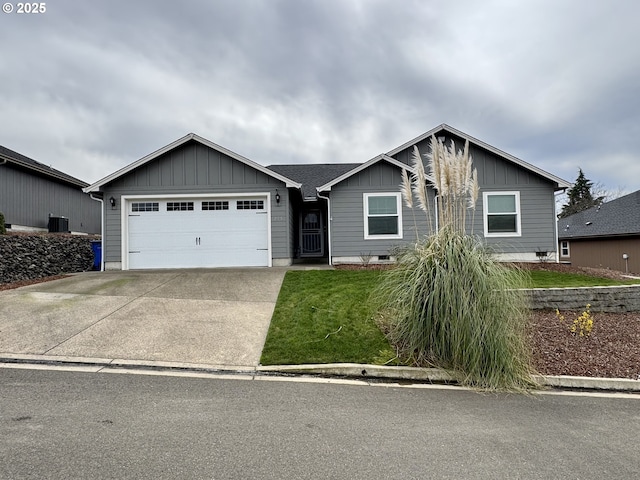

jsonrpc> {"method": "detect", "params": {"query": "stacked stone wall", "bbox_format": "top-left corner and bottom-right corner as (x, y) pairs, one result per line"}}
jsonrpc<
(0, 234), (96, 284)
(526, 285), (640, 312)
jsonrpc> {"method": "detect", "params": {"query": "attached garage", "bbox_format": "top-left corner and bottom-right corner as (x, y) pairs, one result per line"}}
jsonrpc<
(83, 133), (300, 271)
(125, 195), (270, 269)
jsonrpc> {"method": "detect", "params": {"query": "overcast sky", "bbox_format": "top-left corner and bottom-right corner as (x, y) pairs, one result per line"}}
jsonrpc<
(1, 0), (639, 196)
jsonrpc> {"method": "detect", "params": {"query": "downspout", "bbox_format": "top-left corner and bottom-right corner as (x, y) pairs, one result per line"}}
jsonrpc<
(89, 194), (105, 271)
(317, 191), (332, 266)
(553, 190), (563, 263)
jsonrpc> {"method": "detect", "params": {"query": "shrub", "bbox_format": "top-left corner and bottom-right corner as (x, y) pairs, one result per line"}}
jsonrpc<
(376, 136), (536, 390)
(556, 304), (594, 337)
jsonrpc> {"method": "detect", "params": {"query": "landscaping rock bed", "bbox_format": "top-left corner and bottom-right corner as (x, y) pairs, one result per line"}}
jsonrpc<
(529, 309), (640, 380)
(0, 233), (96, 284)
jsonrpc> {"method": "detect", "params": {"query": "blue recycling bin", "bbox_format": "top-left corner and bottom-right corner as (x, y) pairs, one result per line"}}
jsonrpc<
(91, 240), (102, 270)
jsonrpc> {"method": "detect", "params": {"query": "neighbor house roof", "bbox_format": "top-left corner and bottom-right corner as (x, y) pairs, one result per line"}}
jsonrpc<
(84, 133), (301, 193)
(267, 163), (360, 200)
(386, 123), (572, 191)
(558, 190), (640, 240)
(0, 145), (88, 188)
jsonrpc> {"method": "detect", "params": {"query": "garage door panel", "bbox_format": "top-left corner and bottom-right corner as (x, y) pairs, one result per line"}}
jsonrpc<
(127, 198), (269, 269)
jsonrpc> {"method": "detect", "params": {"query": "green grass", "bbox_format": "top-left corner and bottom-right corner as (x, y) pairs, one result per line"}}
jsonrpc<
(526, 270), (640, 288)
(260, 270), (396, 365)
(260, 267), (640, 368)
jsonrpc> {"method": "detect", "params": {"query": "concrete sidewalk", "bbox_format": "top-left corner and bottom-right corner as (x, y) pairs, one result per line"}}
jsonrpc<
(0, 269), (286, 367)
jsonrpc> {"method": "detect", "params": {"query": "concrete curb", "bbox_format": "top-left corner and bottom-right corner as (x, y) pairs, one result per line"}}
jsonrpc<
(256, 363), (640, 392)
(1, 354), (639, 392)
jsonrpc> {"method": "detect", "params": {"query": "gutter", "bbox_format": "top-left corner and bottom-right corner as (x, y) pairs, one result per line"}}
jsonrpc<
(553, 190), (563, 263)
(89, 194), (104, 271)
(317, 191), (332, 266)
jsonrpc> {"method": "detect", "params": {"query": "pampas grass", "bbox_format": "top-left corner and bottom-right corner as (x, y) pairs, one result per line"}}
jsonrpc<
(425, 135), (479, 234)
(376, 228), (536, 390)
(380, 135), (536, 390)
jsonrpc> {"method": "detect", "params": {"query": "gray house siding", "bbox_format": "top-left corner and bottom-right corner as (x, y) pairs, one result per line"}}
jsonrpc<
(329, 137), (558, 262)
(100, 141), (290, 265)
(329, 161), (434, 260)
(391, 135), (559, 258)
(0, 164), (100, 233)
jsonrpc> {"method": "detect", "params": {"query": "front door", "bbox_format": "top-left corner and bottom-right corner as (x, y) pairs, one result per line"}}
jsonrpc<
(300, 210), (324, 257)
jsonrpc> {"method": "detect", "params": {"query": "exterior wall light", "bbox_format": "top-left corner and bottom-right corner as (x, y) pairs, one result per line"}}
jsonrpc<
(109, 196), (116, 209)
(275, 189), (281, 205)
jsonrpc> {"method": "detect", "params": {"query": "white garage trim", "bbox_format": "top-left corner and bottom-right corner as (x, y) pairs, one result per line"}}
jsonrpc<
(121, 192), (272, 270)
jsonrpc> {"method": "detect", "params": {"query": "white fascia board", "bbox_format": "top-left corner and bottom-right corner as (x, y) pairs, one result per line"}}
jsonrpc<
(84, 133), (301, 193)
(316, 154), (414, 192)
(385, 124), (572, 190)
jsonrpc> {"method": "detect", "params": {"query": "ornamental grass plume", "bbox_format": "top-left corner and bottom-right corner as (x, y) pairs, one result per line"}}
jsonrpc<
(376, 229), (535, 390)
(379, 135), (536, 391)
(425, 135), (479, 234)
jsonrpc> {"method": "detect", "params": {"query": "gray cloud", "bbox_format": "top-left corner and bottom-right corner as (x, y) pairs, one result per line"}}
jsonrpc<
(1, 0), (638, 195)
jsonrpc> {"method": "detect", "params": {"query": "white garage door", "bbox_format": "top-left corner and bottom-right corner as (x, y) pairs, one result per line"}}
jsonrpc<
(127, 197), (269, 269)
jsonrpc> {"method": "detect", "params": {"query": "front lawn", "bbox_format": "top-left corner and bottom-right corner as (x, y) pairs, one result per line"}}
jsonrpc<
(260, 268), (640, 367)
(525, 270), (640, 288)
(260, 270), (395, 365)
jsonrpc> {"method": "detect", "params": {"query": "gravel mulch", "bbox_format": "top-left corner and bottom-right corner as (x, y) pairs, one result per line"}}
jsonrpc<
(518, 263), (640, 380)
(529, 309), (640, 380)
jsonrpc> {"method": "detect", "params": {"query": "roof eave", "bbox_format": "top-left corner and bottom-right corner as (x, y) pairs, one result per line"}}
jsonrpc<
(316, 154), (413, 192)
(84, 133), (301, 193)
(385, 123), (572, 190)
(558, 232), (640, 240)
(0, 153), (88, 188)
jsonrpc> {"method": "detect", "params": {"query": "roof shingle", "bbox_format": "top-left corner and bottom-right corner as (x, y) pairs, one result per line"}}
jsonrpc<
(267, 163), (360, 199)
(0, 145), (88, 187)
(558, 190), (640, 239)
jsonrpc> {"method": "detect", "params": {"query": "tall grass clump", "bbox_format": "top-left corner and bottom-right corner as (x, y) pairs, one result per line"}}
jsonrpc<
(376, 136), (536, 390)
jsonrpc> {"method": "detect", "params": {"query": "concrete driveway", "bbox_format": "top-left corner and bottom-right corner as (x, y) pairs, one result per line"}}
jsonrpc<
(0, 269), (286, 368)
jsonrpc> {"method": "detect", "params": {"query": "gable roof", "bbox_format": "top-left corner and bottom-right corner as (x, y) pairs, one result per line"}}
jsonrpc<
(0, 145), (88, 188)
(316, 154), (413, 192)
(84, 133), (301, 193)
(267, 163), (360, 200)
(386, 123), (571, 191)
(558, 189), (640, 240)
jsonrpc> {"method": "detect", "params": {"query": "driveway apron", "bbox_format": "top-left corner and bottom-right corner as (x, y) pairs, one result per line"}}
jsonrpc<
(0, 269), (286, 367)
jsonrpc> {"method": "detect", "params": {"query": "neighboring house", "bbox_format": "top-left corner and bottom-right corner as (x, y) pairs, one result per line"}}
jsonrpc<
(0, 145), (101, 234)
(83, 124), (570, 270)
(558, 190), (640, 274)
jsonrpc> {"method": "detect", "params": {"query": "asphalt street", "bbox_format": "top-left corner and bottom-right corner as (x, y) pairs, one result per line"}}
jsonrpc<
(1, 367), (639, 479)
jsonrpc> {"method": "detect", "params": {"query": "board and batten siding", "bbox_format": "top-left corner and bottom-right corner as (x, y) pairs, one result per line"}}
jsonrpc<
(467, 144), (558, 255)
(331, 137), (559, 260)
(329, 161), (434, 259)
(0, 164), (100, 233)
(101, 141), (290, 265)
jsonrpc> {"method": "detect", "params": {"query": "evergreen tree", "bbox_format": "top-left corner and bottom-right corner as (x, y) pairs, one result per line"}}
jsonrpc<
(558, 168), (604, 218)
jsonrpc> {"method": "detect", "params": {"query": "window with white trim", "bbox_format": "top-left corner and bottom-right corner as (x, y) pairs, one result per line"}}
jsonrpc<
(202, 201), (229, 211)
(560, 241), (570, 257)
(483, 192), (521, 237)
(132, 202), (159, 212)
(167, 202), (194, 211)
(237, 200), (264, 210)
(363, 193), (402, 239)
